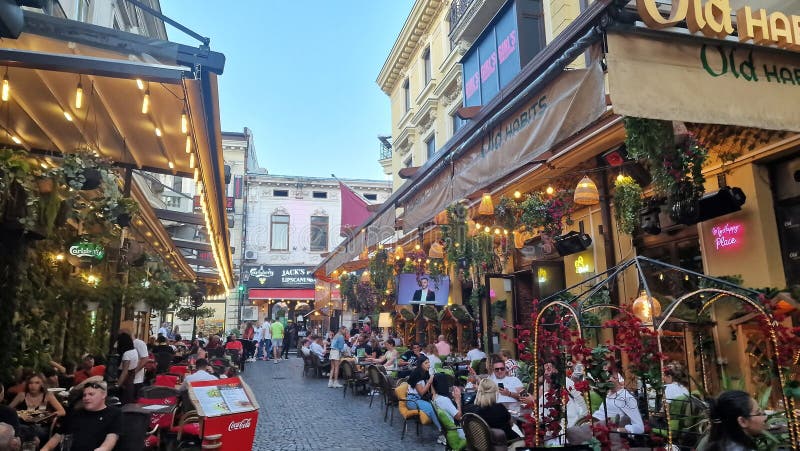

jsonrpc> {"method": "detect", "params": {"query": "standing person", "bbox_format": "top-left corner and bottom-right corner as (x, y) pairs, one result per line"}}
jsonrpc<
(157, 322), (170, 338)
(252, 321), (264, 361)
(242, 322), (255, 362)
(466, 342), (486, 362)
(115, 332), (138, 405)
(328, 327), (347, 388)
(121, 328), (148, 398)
(702, 390), (765, 451)
(271, 318), (285, 364)
(40, 381), (122, 451)
(262, 318), (272, 361)
(282, 322), (297, 359)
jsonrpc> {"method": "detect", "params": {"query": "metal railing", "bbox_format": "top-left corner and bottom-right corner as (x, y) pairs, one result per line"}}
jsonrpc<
(378, 136), (392, 160)
(448, 0), (477, 34)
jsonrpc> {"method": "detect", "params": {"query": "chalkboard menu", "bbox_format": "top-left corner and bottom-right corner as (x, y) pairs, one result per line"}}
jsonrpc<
(776, 203), (800, 285)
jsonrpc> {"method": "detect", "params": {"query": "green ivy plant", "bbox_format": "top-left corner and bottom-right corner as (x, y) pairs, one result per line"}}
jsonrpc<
(613, 175), (643, 235)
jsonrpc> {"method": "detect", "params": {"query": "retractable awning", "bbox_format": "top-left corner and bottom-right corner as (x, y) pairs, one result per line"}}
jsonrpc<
(0, 11), (232, 289)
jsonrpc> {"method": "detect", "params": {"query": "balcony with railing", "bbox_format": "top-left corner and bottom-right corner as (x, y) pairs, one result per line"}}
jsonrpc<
(378, 135), (393, 176)
(448, 0), (505, 48)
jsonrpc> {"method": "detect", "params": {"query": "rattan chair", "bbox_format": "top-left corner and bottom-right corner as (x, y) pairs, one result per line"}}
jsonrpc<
(461, 412), (509, 451)
(340, 360), (368, 398)
(366, 365), (384, 408)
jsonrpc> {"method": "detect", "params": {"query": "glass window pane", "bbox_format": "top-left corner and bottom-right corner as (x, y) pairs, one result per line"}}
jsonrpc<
(310, 216), (329, 252)
(271, 215), (289, 250)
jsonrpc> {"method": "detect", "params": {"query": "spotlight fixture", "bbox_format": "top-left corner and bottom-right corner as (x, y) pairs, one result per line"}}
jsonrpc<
(553, 231), (592, 256)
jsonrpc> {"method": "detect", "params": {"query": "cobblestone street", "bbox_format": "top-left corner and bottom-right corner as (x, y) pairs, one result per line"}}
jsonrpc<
(243, 356), (440, 450)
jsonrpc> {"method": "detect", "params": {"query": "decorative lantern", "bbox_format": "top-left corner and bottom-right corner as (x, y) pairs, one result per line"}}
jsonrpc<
(429, 241), (444, 259)
(360, 270), (371, 283)
(574, 176), (600, 205)
(434, 210), (449, 225)
(478, 193), (494, 215)
(359, 248), (368, 260)
(394, 246), (404, 260)
(632, 290), (662, 323)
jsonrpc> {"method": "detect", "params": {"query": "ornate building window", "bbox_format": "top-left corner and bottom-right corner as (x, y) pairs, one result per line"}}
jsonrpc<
(271, 214), (289, 251)
(310, 215), (329, 252)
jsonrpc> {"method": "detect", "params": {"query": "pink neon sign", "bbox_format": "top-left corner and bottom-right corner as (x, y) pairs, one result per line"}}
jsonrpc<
(711, 222), (744, 251)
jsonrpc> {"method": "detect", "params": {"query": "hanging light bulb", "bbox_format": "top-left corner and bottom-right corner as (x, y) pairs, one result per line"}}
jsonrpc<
(75, 82), (83, 109)
(1, 74), (9, 102)
(616, 173), (626, 182)
(168, 161), (175, 170)
(513, 191), (521, 199)
(394, 246), (404, 260)
(11, 135), (20, 144)
(63, 111), (73, 121)
(181, 110), (188, 134)
(631, 290), (662, 324)
(189, 152), (196, 169)
(574, 175), (600, 205)
(545, 186), (555, 195)
(414, 244), (420, 251)
(185, 135), (192, 154)
(154, 127), (162, 137)
(141, 90), (150, 114)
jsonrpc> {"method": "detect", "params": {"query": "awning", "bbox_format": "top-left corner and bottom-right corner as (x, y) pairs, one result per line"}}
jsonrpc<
(0, 11), (232, 289)
(248, 289), (316, 300)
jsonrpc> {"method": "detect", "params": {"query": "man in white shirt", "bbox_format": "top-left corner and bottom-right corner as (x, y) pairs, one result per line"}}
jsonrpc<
(157, 323), (170, 339)
(182, 359), (217, 390)
(261, 319), (272, 361)
(466, 343), (486, 362)
(309, 338), (326, 360)
(591, 371), (644, 434)
(252, 324), (264, 362)
(121, 328), (149, 397)
(489, 359), (524, 406)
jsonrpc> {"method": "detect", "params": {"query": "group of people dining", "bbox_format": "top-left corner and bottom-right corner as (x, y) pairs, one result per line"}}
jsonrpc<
(325, 337), (770, 451)
(0, 327), (245, 450)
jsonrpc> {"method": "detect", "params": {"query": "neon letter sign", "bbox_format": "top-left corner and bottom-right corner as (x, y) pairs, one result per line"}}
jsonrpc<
(711, 222), (743, 250)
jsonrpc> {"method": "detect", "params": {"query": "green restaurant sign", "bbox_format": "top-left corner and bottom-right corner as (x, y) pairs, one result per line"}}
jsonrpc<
(68, 240), (105, 268)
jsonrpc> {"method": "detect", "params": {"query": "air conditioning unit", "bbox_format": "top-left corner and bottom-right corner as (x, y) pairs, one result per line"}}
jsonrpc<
(244, 250), (257, 260)
(241, 306), (258, 321)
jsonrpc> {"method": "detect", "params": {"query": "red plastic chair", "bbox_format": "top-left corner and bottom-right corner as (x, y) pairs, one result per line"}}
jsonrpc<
(168, 365), (189, 378)
(137, 386), (179, 449)
(154, 374), (179, 387)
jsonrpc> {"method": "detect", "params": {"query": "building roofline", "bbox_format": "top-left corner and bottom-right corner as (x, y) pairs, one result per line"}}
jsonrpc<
(376, 0), (444, 95)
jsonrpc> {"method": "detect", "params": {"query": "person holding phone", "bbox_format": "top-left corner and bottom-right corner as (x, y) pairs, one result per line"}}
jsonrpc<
(489, 357), (524, 407)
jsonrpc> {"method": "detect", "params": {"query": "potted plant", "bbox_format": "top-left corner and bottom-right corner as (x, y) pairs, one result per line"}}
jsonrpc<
(613, 175), (643, 235)
(62, 150), (107, 191)
(518, 190), (575, 236)
(111, 197), (139, 227)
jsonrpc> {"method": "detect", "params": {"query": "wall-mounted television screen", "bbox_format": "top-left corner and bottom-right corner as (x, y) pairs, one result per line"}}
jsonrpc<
(396, 274), (450, 306)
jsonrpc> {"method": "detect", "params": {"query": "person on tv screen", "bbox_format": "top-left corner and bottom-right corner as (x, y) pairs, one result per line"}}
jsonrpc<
(412, 276), (436, 304)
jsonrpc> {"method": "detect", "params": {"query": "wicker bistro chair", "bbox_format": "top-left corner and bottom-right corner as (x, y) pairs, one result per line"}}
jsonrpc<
(366, 365), (385, 408)
(380, 372), (400, 424)
(340, 360), (368, 398)
(395, 382), (433, 440)
(462, 412), (519, 451)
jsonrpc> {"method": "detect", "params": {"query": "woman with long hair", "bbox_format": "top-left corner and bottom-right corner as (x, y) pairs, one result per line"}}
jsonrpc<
(117, 332), (138, 404)
(407, 357), (444, 443)
(703, 390), (765, 451)
(10, 373), (66, 444)
(328, 327), (347, 388)
(466, 378), (519, 440)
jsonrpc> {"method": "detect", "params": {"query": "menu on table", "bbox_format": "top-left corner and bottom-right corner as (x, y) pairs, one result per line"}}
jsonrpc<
(190, 380), (256, 417)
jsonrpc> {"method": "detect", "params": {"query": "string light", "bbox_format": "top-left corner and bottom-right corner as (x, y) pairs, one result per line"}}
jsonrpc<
(1, 72), (9, 102)
(189, 152), (196, 169)
(513, 191), (521, 199)
(136, 79), (144, 90)
(545, 186), (555, 195)
(141, 90), (150, 114)
(154, 127), (162, 137)
(75, 82), (83, 109)
(63, 111), (73, 121)
(11, 136), (20, 144)
(181, 110), (188, 134)
(168, 161), (174, 170)
(185, 136), (191, 154)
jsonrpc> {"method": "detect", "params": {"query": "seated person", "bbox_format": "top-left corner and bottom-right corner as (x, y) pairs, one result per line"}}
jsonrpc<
(0, 422), (19, 451)
(0, 386), (20, 437)
(299, 339), (311, 357)
(310, 338), (326, 361)
(488, 358), (524, 408)
(397, 343), (422, 377)
(466, 343), (486, 363)
(224, 334), (243, 354)
(464, 378), (520, 441)
(182, 359), (217, 390)
(564, 367), (644, 445)
(151, 336), (175, 355)
(432, 373), (465, 439)
(41, 381), (121, 451)
(424, 344), (442, 376)
(73, 356), (95, 385)
(369, 340), (398, 370)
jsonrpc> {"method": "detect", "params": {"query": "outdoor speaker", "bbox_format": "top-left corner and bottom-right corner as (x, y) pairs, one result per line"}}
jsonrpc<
(554, 231), (592, 256)
(639, 204), (662, 235)
(698, 187), (746, 222)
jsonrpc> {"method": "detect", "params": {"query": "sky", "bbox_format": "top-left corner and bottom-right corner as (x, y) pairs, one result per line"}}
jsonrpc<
(160, 1), (415, 181)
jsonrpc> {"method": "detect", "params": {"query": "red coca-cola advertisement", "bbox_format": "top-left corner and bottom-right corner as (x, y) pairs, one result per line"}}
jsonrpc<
(187, 377), (259, 451)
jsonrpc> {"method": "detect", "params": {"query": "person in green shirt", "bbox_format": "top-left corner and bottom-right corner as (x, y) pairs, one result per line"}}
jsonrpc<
(271, 319), (285, 364)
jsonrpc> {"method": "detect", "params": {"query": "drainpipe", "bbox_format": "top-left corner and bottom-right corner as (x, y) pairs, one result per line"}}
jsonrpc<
(597, 166), (619, 304)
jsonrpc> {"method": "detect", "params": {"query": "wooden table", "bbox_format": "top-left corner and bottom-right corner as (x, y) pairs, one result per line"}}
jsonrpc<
(17, 410), (56, 424)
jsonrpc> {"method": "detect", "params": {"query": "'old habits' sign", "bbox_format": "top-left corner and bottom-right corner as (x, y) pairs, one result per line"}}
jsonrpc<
(637, 0), (800, 50)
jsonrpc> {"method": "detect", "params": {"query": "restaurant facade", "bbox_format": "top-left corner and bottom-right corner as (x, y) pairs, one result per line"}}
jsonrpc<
(315, 1), (800, 437)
